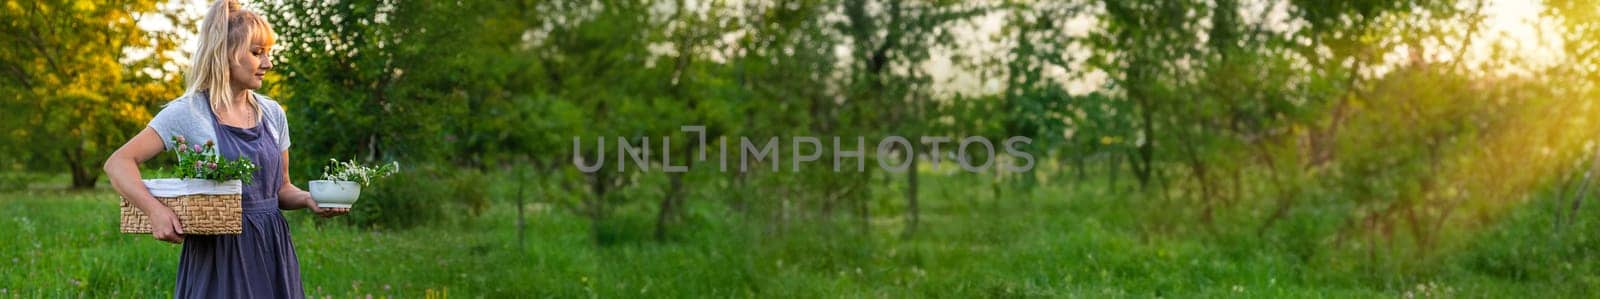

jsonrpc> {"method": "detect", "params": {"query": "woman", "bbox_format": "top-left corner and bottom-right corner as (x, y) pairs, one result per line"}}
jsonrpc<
(103, 1), (343, 297)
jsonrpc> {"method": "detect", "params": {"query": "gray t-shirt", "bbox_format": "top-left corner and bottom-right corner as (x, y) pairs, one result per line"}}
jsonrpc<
(147, 91), (291, 152)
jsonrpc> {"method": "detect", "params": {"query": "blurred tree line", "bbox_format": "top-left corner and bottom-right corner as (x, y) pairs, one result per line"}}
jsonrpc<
(4, 0), (1600, 257)
(1, 0), (187, 188)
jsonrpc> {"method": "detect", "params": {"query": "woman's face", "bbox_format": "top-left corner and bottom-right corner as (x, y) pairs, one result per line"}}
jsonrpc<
(229, 41), (272, 91)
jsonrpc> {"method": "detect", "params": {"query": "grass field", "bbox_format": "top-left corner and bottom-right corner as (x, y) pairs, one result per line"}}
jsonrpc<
(2, 173), (1597, 298)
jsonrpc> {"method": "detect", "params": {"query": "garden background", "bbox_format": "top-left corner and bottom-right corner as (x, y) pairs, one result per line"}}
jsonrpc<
(4, 0), (1600, 297)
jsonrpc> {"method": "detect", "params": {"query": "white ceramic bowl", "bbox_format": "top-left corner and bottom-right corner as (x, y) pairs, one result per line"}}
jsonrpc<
(309, 180), (362, 208)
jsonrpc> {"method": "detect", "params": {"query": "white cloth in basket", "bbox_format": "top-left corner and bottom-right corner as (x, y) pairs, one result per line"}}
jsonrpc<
(143, 179), (243, 197)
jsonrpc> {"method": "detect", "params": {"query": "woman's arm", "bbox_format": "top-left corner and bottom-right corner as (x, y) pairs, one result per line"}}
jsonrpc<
(277, 151), (311, 210)
(278, 151), (348, 217)
(104, 127), (185, 243)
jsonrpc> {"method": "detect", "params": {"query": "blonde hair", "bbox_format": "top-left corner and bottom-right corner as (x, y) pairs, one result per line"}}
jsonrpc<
(188, 0), (275, 121)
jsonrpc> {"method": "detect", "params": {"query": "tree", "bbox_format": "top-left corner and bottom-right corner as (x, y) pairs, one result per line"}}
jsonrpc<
(0, 0), (187, 188)
(839, 0), (991, 237)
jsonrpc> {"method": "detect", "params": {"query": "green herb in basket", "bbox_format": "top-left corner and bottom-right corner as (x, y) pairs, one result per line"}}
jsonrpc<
(169, 136), (258, 184)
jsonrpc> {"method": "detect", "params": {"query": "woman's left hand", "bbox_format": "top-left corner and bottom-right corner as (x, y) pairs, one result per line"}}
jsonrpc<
(308, 201), (349, 218)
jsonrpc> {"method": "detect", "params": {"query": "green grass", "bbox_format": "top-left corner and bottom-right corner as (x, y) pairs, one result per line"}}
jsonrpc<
(1, 173), (1596, 298)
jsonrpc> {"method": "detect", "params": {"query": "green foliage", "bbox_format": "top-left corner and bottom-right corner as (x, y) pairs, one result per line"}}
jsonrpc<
(346, 166), (488, 229)
(0, 0), (187, 188)
(161, 136), (259, 184)
(0, 171), (45, 191)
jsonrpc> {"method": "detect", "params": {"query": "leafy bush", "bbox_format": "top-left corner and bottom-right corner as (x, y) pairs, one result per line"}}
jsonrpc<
(344, 165), (487, 229)
(0, 171), (42, 191)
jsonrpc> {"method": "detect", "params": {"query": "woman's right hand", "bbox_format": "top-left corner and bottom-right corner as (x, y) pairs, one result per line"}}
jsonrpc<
(105, 127), (184, 244)
(149, 208), (185, 244)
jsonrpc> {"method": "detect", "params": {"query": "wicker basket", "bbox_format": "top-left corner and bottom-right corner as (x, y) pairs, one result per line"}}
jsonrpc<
(120, 179), (243, 235)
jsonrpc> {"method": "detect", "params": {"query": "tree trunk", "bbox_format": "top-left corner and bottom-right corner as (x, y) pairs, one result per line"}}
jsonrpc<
(903, 147), (919, 238)
(654, 133), (696, 242)
(1180, 133), (1213, 226)
(588, 170), (610, 245)
(858, 184), (870, 234)
(1559, 147), (1600, 232)
(1109, 152), (1122, 193)
(65, 149), (96, 189)
(654, 172), (685, 242)
(516, 163), (527, 251)
(1254, 142), (1298, 236)
(1074, 154), (1087, 183)
(69, 166), (97, 189)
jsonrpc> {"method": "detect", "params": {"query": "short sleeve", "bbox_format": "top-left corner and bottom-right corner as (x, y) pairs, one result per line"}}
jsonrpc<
(256, 94), (291, 152)
(277, 113), (291, 151)
(147, 102), (185, 150)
